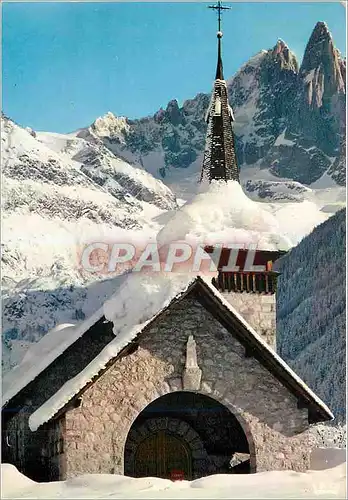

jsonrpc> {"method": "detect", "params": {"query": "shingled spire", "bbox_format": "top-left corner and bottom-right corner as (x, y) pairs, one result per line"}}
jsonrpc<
(200, 2), (239, 183)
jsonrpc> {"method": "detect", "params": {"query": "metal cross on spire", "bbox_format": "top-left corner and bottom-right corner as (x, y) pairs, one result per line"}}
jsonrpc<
(208, 1), (231, 34)
(208, 1), (230, 80)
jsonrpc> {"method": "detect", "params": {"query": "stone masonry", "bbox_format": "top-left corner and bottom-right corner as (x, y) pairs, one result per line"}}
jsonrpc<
(61, 296), (312, 479)
(221, 292), (276, 350)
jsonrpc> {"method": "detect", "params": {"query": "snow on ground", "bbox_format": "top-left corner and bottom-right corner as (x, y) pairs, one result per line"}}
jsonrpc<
(310, 448), (346, 470)
(1, 457), (346, 499)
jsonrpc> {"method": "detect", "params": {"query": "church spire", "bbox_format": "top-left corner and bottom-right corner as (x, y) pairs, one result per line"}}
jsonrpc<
(215, 32), (224, 80)
(200, 2), (240, 183)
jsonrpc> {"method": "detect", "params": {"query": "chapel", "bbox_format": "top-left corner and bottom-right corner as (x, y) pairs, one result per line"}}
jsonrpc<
(2, 2), (333, 483)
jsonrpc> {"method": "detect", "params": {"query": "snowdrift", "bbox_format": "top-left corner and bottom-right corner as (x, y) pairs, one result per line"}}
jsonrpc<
(1, 452), (346, 499)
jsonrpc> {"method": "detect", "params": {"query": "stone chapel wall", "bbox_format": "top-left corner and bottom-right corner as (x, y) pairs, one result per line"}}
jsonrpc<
(63, 296), (313, 479)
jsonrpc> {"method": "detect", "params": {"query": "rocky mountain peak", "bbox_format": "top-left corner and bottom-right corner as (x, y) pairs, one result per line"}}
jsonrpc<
(300, 21), (345, 97)
(153, 107), (166, 124)
(272, 39), (289, 56)
(91, 112), (130, 141)
(270, 39), (299, 72)
(272, 20), (346, 171)
(301, 21), (332, 69)
(78, 21), (344, 187)
(165, 99), (184, 126)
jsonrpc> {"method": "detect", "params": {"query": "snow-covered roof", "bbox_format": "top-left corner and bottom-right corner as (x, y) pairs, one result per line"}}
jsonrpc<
(156, 180), (292, 251)
(2, 308), (105, 407)
(28, 274), (333, 432)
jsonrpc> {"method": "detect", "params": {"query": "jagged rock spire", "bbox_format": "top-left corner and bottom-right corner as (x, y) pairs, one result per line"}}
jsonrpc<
(200, 2), (239, 183)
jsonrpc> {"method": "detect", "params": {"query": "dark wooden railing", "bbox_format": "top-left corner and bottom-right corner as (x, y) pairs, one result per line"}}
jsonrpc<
(212, 271), (279, 294)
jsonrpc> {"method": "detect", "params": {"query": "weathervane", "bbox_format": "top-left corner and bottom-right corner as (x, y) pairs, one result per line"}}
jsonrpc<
(208, 1), (231, 35)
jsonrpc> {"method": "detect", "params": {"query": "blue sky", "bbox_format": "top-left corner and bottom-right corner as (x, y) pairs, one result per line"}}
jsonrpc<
(2, 2), (346, 133)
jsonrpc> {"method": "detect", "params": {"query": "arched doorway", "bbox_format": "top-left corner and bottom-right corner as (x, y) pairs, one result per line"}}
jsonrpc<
(133, 430), (192, 479)
(124, 391), (254, 479)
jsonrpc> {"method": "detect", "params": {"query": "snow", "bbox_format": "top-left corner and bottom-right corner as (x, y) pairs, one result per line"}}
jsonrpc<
(232, 92), (259, 139)
(264, 200), (328, 247)
(242, 163), (344, 227)
(214, 97), (222, 115)
(20, 323), (76, 365)
(3, 117), (68, 167)
(165, 154), (203, 201)
(3, 173), (338, 413)
(1, 464), (35, 496)
(310, 448), (346, 470)
(157, 180), (292, 251)
(304, 68), (316, 83)
(2, 114), (344, 423)
(310, 171), (345, 190)
(164, 169), (332, 247)
(227, 56), (263, 144)
(274, 129), (295, 147)
(2, 457), (346, 499)
(36, 131), (76, 154)
(2, 307), (105, 407)
(109, 147), (167, 181)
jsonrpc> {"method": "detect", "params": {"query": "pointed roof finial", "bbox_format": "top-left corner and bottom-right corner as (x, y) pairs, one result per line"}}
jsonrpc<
(208, 1), (231, 80)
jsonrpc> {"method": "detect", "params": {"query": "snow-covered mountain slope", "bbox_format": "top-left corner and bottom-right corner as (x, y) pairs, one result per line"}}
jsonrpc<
(78, 22), (345, 193)
(241, 164), (346, 214)
(1, 116), (177, 370)
(3, 116), (176, 221)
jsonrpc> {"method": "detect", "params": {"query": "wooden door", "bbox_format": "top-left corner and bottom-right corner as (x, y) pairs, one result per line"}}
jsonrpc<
(133, 431), (192, 480)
